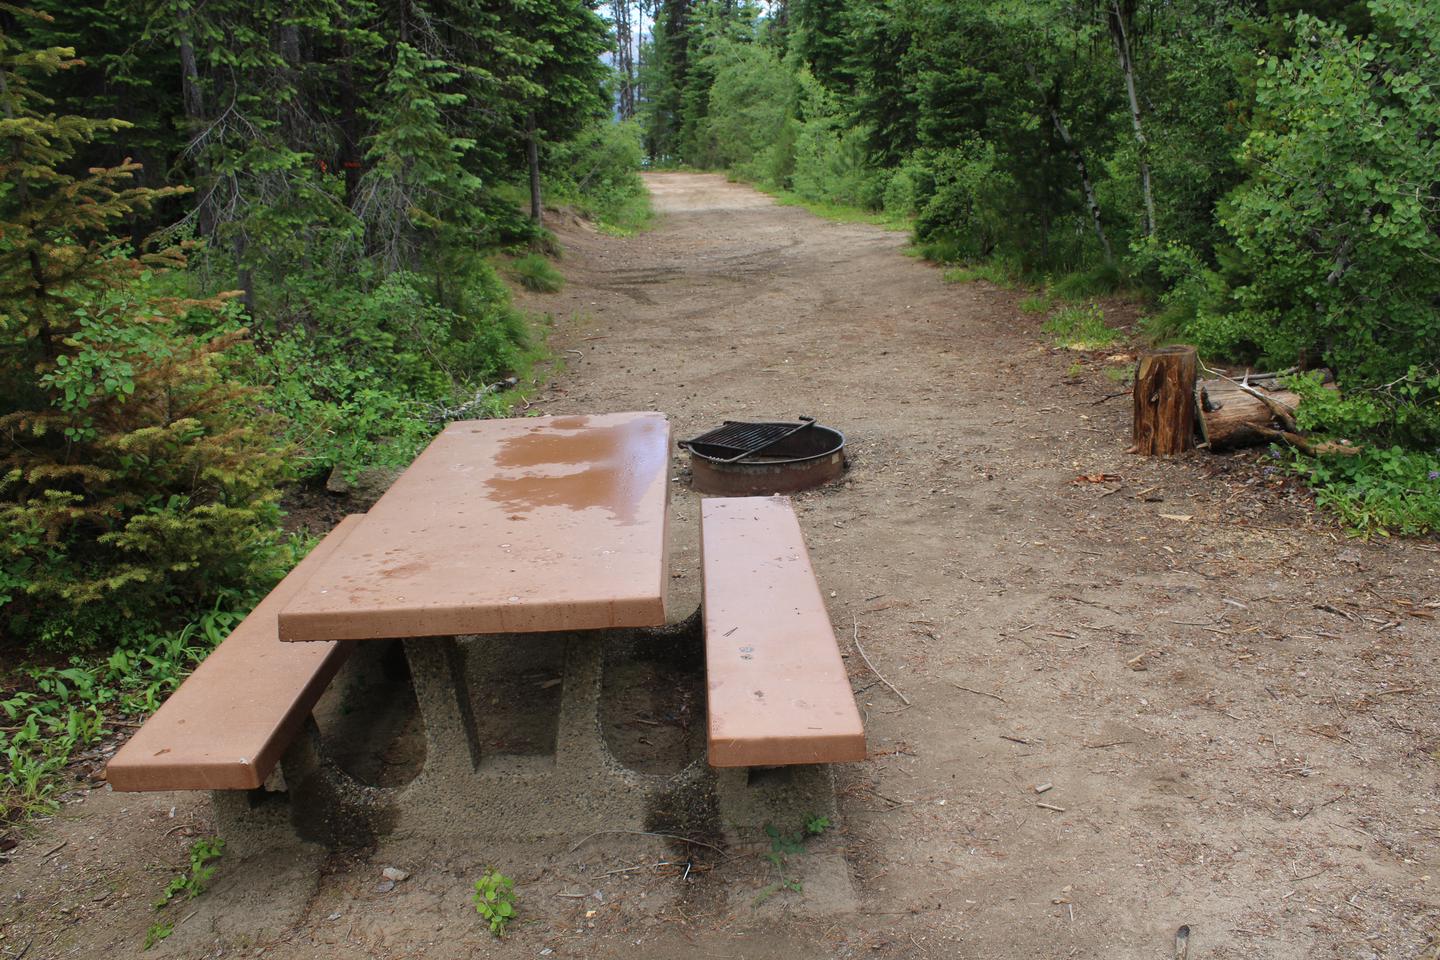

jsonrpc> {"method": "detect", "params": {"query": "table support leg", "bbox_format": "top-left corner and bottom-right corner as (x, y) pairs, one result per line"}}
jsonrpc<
(402, 637), (482, 778)
(389, 631), (706, 839)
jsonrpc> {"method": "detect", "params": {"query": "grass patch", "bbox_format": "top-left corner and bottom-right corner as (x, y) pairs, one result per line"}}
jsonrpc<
(943, 260), (1020, 288)
(1018, 294), (1051, 314)
(1049, 263), (1125, 301)
(506, 253), (565, 293)
(751, 183), (911, 231)
(1043, 302), (1121, 349)
(1104, 364), (1135, 385)
(593, 190), (654, 236)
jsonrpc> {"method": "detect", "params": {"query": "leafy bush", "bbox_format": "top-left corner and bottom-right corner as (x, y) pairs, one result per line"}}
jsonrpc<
(545, 120), (653, 233)
(237, 263), (532, 477)
(507, 254), (565, 293)
(1286, 446), (1440, 537)
(1197, 6), (1440, 384)
(912, 142), (1011, 262)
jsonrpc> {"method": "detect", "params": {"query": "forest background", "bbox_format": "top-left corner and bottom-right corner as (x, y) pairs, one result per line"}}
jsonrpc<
(2, 0), (1439, 817)
(634, 0), (1440, 535)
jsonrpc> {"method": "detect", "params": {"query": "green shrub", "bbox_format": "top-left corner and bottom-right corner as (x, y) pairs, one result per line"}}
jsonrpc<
(507, 254), (565, 293)
(235, 262), (532, 478)
(545, 119), (652, 233)
(1199, 7), (1440, 384)
(912, 142), (1011, 262)
(1285, 446), (1440, 537)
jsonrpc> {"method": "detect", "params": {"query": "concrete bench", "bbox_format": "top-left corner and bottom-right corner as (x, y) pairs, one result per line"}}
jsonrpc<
(700, 496), (865, 768)
(106, 517), (363, 792)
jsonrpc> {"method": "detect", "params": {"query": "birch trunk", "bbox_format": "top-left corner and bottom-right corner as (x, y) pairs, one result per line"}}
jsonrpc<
(1027, 61), (1113, 263)
(1109, 2), (1156, 237)
(527, 112), (543, 225)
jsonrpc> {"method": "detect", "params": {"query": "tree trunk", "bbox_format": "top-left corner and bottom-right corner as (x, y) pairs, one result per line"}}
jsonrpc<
(338, 37), (362, 209)
(1133, 346), (1197, 455)
(1109, 2), (1155, 237)
(1028, 62), (1113, 264)
(527, 111), (543, 225)
(177, 24), (217, 239)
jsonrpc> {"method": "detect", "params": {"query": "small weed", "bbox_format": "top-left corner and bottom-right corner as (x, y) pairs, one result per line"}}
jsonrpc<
(753, 814), (830, 907)
(472, 868), (517, 937)
(1104, 365), (1135, 385)
(506, 253), (564, 293)
(1043, 302), (1120, 350)
(1066, 360), (1085, 379)
(143, 921), (173, 950)
(155, 837), (224, 909)
(1018, 294), (1051, 314)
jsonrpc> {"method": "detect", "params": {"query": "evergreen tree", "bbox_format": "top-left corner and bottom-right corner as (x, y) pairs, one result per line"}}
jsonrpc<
(0, 10), (289, 648)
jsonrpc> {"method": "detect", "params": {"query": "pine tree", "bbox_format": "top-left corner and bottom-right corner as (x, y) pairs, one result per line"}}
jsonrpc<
(0, 10), (289, 649)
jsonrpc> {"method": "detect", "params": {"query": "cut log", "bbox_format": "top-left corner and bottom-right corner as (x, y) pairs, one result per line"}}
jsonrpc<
(1196, 375), (1338, 452)
(1133, 346), (1198, 455)
(1197, 381), (1302, 451)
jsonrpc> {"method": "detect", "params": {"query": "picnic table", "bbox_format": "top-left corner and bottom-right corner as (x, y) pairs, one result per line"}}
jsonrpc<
(108, 410), (863, 851)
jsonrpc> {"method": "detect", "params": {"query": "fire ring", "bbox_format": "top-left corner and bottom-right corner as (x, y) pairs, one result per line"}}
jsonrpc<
(678, 416), (848, 496)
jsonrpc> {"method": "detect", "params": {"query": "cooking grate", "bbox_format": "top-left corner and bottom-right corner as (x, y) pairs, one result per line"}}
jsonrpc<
(679, 416), (816, 464)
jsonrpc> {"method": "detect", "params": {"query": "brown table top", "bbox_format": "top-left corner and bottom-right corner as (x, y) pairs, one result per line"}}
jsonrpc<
(277, 412), (671, 641)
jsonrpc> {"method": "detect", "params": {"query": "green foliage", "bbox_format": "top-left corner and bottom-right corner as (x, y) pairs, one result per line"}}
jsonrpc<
(507, 254), (565, 293)
(1, 600), (256, 822)
(1049, 264), (1126, 302)
(1274, 367), (1440, 535)
(1196, 5), (1440, 384)
(1044, 303), (1121, 350)
(753, 814), (830, 906)
(545, 120), (654, 234)
(1018, 295), (1051, 315)
(942, 260), (1020, 288)
(472, 869), (517, 937)
(1285, 447), (1440, 537)
(0, 22), (290, 651)
(142, 922), (173, 950)
(156, 838), (226, 908)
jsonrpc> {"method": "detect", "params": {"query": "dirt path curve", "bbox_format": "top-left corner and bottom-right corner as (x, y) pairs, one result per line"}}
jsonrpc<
(4, 172), (1436, 960)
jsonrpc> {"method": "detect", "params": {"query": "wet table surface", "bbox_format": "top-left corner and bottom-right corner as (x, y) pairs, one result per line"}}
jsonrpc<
(277, 411), (672, 641)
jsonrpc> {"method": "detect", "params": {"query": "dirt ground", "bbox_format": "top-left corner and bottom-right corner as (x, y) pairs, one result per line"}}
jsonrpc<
(3, 171), (1438, 959)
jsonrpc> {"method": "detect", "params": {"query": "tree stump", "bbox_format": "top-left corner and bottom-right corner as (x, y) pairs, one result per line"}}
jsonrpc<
(1132, 345), (1198, 455)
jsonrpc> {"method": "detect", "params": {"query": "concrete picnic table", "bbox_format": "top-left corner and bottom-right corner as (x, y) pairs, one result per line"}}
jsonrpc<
(273, 411), (684, 837)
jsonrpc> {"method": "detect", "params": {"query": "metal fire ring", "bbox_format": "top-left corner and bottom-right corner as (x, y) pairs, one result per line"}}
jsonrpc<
(678, 416), (848, 496)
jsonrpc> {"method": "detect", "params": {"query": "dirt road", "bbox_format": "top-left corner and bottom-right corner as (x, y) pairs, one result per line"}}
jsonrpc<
(4, 172), (1436, 959)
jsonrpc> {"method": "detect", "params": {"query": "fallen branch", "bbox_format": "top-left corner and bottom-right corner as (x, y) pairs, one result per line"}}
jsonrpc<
(952, 683), (1006, 703)
(568, 830), (725, 854)
(852, 615), (911, 706)
(1252, 425), (1362, 458)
